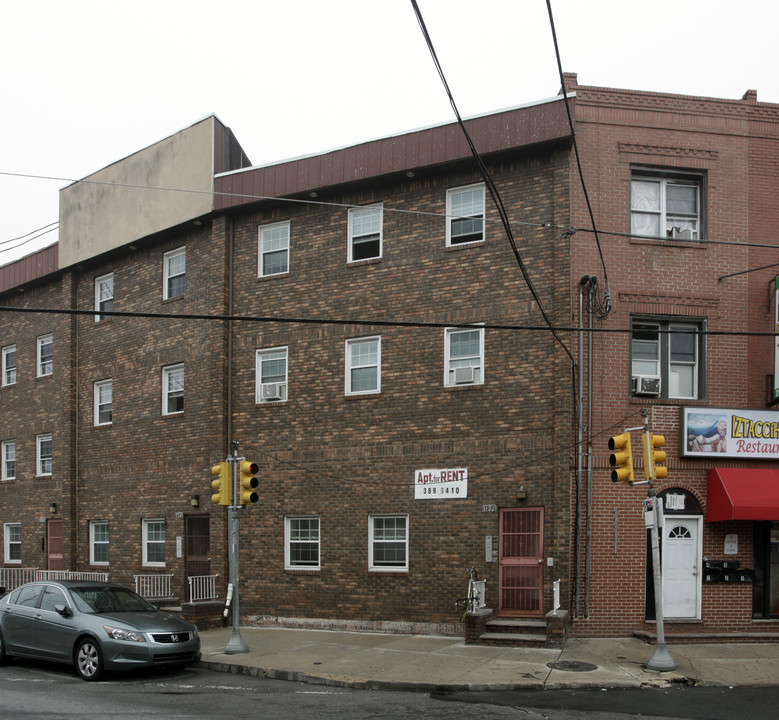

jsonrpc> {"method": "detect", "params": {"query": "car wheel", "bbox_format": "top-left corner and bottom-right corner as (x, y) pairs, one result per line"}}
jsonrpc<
(75, 638), (105, 681)
(0, 629), (10, 666)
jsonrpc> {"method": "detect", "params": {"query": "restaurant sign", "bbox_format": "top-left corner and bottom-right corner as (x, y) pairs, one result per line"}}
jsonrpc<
(681, 406), (779, 459)
(414, 468), (468, 499)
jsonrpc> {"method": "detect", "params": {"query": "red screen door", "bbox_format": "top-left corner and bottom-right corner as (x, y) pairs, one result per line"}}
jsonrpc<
(498, 507), (544, 616)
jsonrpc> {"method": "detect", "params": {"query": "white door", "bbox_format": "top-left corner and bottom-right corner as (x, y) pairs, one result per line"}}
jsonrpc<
(662, 516), (701, 619)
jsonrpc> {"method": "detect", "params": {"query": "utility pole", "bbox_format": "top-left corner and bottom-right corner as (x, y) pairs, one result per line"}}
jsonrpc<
(224, 441), (248, 655)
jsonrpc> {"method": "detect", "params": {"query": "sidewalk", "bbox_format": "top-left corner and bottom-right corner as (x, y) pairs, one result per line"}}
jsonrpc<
(196, 626), (779, 691)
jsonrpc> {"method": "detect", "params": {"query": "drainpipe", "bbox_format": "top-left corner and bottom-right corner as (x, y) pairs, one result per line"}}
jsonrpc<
(575, 276), (589, 618)
(585, 277), (595, 618)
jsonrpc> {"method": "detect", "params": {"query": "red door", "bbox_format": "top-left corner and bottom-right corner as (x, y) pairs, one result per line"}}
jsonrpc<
(498, 507), (544, 617)
(47, 519), (64, 571)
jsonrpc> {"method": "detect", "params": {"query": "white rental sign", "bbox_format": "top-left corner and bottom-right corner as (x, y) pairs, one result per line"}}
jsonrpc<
(415, 468), (468, 499)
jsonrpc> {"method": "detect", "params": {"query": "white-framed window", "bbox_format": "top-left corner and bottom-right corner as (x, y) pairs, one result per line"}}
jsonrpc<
(94, 379), (113, 426)
(4, 523), (21, 564)
(2, 344), (17, 386)
(256, 347), (288, 403)
(631, 318), (704, 399)
(345, 336), (380, 396)
(37, 334), (53, 377)
(369, 515), (408, 572)
(142, 518), (166, 566)
(162, 363), (184, 415)
(36, 433), (52, 476)
(90, 520), (109, 565)
(446, 183), (485, 246)
(285, 516), (320, 570)
(163, 246), (186, 300)
(348, 204), (382, 262)
(631, 172), (701, 240)
(258, 221), (290, 277)
(2, 440), (16, 481)
(444, 326), (484, 386)
(95, 273), (114, 322)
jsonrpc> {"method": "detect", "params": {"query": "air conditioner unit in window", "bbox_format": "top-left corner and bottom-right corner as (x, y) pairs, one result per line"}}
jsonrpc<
(261, 383), (283, 401)
(632, 375), (661, 396)
(454, 366), (475, 384)
(670, 227), (695, 240)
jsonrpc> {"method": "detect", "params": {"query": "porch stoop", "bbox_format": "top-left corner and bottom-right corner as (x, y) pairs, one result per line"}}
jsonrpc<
(464, 608), (569, 648)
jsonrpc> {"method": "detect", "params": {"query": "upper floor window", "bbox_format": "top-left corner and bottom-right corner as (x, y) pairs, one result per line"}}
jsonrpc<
(37, 334), (53, 377)
(444, 326), (484, 386)
(2, 344), (16, 386)
(94, 379), (113, 426)
(4, 522), (21, 564)
(345, 336), (380, 396)
(90, 520), (109, 565)
(631, 172), (701, 240)
(37, 433), (52, 476)
(631, 318), (704, 400)
(142, 518), (166, 566)
(162, 364), (184, 415)
(285, 516), (320, 570)
(369, 514), (408, 572)
(2, 440), (16, 481)
(348, 204), (382, 262)
(95, 273), (114, 322)
(259, 221), (290, 277)
(256, 347), (288, 403)
(447, 184), (485, 246)
(163, 247), (186, 300)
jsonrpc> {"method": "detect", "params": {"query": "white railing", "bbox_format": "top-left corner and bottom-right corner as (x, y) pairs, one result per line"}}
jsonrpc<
(134, 574), (173, 599)
(0, 567), (38, 590)
(188, 574), (219, 602)
(35, 570), (108, 582)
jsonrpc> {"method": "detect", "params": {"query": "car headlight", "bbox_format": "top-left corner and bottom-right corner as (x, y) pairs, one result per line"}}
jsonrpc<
(104, 626), (146, 642)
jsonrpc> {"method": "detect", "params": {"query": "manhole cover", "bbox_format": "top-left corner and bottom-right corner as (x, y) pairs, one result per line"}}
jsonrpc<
(546, 661), (598, 672)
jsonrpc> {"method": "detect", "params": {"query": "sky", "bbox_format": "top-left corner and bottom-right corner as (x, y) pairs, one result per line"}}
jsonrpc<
(2, 0), (777, 265)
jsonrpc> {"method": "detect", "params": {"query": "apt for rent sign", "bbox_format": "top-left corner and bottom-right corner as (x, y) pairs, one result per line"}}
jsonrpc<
(414, 468), (468, 499)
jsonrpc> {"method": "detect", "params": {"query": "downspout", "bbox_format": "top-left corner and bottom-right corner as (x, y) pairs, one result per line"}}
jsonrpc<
(227, 218), (234, 451)
(575, 277), (588, 618)
(585, 278), (595, 618)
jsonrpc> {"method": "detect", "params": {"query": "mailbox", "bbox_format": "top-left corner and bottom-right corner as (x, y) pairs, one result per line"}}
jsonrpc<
(703, 569), (722, 583)
(722, 569), (754, 583)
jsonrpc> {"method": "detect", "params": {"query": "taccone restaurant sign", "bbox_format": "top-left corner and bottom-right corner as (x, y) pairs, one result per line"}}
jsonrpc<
(681, 407), (779, 459)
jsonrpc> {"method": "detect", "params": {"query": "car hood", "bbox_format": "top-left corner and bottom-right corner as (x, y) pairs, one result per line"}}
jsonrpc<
(97, 611), (196, 633)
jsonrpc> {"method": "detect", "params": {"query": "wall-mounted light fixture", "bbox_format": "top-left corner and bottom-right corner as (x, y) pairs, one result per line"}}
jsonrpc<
(49, 502), (57, 514)
(515, 486), (527, 502)
(190, 494), (200, 508)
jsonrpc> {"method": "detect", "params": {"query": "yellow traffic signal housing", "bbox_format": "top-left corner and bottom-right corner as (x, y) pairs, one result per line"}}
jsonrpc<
(238, 461), (259, 505)
(608, 432), (635, 483)
(643, 433), (668, 481)
(211, 462), (231, 505)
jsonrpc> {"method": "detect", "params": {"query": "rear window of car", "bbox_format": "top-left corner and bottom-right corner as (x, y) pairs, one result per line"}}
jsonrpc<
(10, 585), (43, 607)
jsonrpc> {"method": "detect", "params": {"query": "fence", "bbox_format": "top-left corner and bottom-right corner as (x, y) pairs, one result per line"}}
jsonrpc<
(0, 568), (110, 591)
(134, 574), (173, 599)
(0, 567), (38, 590)
(188, 574), (219, 603)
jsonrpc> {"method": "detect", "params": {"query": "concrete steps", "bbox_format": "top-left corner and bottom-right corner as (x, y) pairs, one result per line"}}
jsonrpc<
(478, 618), (547, 647)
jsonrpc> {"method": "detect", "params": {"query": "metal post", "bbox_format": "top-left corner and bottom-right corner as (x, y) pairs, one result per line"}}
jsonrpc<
(224, 451), (248, 654)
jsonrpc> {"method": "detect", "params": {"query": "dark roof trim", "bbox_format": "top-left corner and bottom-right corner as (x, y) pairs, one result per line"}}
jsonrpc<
(0, 244), (59, 296)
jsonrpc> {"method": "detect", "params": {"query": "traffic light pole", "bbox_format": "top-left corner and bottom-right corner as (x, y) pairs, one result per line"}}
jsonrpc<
(224, 446), (248, 655)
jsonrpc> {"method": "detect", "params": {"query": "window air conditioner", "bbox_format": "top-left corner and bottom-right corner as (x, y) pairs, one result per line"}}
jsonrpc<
(632, 375), (661, 396)
(454, 366), (475, 384)
(261, 383), (283, 401)
(670, 227), (695, 240)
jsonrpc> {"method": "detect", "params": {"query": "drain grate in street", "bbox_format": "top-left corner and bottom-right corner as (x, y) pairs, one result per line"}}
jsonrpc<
(546, 660), (598, 672)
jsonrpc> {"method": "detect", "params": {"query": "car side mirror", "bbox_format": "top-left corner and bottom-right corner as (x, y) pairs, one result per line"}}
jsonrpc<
(54, 603), (72, 617)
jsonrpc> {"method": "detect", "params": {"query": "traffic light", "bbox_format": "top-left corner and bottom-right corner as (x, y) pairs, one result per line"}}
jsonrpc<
(238, 460), (259, 505)
(211, 462), (231, 506)
(643, 433), (668, 481)
(608, 432), (635, 483)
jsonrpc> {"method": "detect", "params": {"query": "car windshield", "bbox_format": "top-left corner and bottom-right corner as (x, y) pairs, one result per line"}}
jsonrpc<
(69, 586), (157, 614)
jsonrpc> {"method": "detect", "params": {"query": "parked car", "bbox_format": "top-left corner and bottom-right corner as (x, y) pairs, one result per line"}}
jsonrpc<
(0, 580), (200, 681)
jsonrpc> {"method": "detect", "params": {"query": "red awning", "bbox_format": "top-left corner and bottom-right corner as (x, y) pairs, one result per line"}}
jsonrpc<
(706, 468), (779, 521)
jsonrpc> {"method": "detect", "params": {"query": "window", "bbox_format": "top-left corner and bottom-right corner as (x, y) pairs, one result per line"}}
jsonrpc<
(446, 184), (485, 246)
(36, 334), (53, 377)
(345, 336), (380, 396)
(163, 247), (186, 300)
(285, 516), (320, 570)
(348, 204), (382, 262)
(444, 326), (484, 386)
(94, 379), (113, 426)
(631, 319), (704, 399)
(90, 521), (109, 565)
(369, 515), (408, 571)
(162, 364), (184, 415)
(36, 433), (52, 476)
(258, 221), (290, 277)
(95, 273), (114, 321)
(2, 344), (16, 386)
(631, 172), (701, 240)
(2, 440), (16, 481)
(4, 523), (21, 564)
(256, 347), (288, 403)
(142, 519), (166, 566)
(39, 585), (68, 613)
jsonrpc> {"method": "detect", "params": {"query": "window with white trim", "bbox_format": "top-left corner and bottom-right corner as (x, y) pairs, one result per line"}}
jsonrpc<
(256, 347), (288, 403)
(444, 326), (484, 386)
(258, 221), (290, 277)
(348, 204), (382, 262)
(446, 184), (485, 246)
(94, 379), (113, 426)
(142, 518), (166, 566)
(2, 440), (16, 481)
(90, 520), (109, 565)
(369, 515), (408, 571)
(37, 334), (53, 377)
(95, 273), (114, 322)
(163, 247), (186, 300)
(345, 336), (380, 395)
(4, 523), (21, 564)
(2, 344), (17, 386)
(631, 172), (702, 240)
(37, 433), (52, 476)
(285, 516), (320, 570)
(162, 364), (184, 415)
